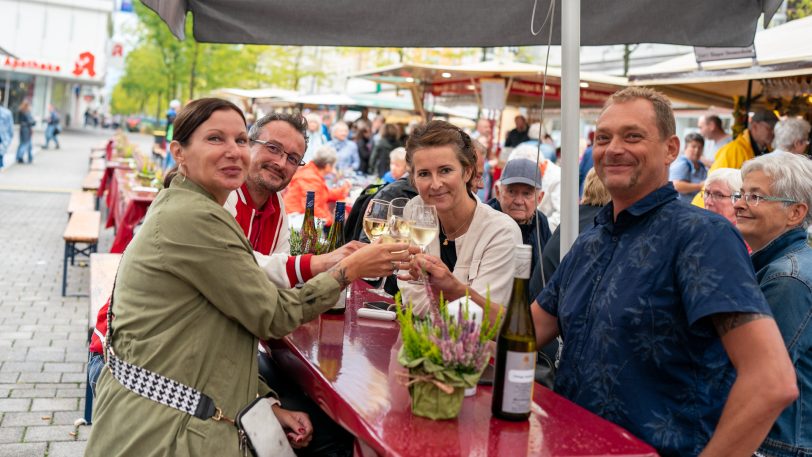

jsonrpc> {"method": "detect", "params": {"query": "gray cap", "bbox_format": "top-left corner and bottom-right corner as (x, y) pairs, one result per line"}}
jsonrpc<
(501, 158), (542, 188)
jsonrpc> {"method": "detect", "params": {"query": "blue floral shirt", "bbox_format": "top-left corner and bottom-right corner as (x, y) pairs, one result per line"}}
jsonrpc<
(536, 183), (771, 457)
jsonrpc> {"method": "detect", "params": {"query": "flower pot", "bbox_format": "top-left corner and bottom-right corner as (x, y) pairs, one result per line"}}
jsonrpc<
(408, 378), (465, 420)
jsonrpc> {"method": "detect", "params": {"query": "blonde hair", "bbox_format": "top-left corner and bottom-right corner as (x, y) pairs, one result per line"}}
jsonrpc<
(581, 168), (611, 206)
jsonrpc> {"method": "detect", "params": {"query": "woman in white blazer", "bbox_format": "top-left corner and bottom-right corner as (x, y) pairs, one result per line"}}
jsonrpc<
(398, 121), (522, 317)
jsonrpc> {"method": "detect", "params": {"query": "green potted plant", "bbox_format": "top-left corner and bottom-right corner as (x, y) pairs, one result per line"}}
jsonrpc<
(395, 292), (502, 420)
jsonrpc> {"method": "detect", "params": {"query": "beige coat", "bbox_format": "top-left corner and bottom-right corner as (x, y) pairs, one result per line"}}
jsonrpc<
(397, 196), (523, 315)
(85, 177), (340, 457)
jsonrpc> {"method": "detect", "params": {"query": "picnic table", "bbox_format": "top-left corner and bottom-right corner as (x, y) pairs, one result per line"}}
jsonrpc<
(266, 282), (658, 457)
(106, 169), (158, 253)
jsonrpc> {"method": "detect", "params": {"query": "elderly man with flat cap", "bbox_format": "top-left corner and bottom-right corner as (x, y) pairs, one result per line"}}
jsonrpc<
(487, 158), (551, 298)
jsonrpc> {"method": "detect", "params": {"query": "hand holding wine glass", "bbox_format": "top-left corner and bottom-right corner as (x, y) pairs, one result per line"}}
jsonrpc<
(362, 199), (391, 295)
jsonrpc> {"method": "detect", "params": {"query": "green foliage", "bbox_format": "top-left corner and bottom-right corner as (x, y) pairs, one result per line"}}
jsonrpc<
(395, 291), (503, 379)
(111, 3), (326, 115)
(788, 0), (812, 20)
(288, 228), (330, 255)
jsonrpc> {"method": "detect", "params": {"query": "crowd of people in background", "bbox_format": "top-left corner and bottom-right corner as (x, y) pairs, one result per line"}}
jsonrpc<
(81, 87), (812, 457)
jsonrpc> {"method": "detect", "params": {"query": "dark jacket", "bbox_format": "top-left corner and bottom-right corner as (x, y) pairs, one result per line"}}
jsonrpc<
(486, 198), (551, 299)
(368, 136), (401, 177)
(505, 127), (530, 148)
(18, 111), (35, 141)
(541, 204), (604, 285)
(356, 136), (373, 174)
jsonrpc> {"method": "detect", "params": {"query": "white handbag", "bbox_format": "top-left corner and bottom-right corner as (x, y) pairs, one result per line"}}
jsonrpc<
(235, 395), (296, 457)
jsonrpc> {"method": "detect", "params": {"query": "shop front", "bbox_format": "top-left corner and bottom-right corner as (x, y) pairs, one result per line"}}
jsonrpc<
(0, 0), (112, 125)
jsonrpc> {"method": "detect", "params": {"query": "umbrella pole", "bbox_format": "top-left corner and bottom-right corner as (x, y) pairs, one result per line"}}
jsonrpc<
(744, 79), (753, 129)
(560, 0), (581, 258)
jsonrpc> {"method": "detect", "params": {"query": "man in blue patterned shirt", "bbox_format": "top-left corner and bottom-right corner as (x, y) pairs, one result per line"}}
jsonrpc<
(531, 87), (798, 457)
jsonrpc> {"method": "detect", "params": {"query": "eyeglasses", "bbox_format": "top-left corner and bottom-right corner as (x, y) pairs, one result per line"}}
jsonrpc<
(251, 139), (304, 167)
(731, 192), (797, 207)
(703, 190), (732, 202)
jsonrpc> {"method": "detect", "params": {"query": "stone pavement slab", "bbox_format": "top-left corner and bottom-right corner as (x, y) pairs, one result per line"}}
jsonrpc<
(0, 128), (152, 457)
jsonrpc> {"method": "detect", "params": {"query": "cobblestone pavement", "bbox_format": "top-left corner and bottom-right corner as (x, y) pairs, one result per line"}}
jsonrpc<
(0, 129), (151, 457)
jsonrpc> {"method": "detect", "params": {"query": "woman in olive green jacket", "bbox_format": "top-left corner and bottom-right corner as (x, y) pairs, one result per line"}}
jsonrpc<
(85, 98), (411, 457)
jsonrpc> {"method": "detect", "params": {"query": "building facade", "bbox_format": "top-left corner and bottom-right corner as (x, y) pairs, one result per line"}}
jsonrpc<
(0, 0), (113, 126)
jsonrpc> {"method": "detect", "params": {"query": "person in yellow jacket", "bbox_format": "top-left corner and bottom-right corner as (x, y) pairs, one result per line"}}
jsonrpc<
(692, 109), (777, 207)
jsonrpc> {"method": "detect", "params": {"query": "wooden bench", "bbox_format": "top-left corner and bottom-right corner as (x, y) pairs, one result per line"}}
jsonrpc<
(89, 158), (106, 172)
(152, 144), (167, 167)
(82, 252), (121, 425)
(62, 211), (101, 296)
(88, 253), (121, 335)
(81, 171), (104, 209)
(67, 191), (96, 216)
(82, 171), (104, 192)
(89, 140), (111, 163)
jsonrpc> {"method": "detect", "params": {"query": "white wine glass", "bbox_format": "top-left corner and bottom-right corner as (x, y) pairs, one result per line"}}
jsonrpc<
(363, 199), (390, 242)
(362, 199), (390, 295)
(406, 204), (439, 285)
(386, 198), (411, 245)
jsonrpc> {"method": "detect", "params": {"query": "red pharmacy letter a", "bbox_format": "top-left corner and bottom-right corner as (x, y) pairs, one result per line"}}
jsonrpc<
(72, 52), (96, 77)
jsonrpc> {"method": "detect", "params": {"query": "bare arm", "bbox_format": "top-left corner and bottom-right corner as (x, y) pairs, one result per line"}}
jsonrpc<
(672, 180), (704, 194)
(310, 241), (364, 275)
(699, 313), (798, 457)
(531, 301), (560, 348)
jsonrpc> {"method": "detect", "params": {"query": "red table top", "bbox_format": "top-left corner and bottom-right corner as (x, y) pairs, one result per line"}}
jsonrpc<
(267, 281), (658, 457)
(107, 169), (158, 253)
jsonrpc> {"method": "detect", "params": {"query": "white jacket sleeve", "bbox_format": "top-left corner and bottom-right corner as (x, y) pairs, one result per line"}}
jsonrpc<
(539, 163), (561, 231)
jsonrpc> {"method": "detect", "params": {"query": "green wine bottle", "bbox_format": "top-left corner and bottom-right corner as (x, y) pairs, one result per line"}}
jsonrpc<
(325, 202), (347, 314)
(301, 191), (318, 255)
(492, 244), (537, 421)
(325, 201), (346, 252)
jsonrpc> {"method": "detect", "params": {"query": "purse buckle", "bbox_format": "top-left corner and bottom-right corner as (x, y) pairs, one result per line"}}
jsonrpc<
(212, 407), (234, 425)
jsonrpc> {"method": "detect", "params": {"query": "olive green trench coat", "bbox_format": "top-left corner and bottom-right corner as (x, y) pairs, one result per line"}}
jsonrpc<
(85, 177), (340, 457)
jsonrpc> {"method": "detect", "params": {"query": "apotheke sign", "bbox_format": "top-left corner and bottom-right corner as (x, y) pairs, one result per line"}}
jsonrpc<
(2, 51), (99, 80)
(2, 56), (62, 73)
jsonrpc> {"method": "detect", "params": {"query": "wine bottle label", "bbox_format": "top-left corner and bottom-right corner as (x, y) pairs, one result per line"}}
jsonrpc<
(514, 255), (531, 280)
(306, 191), (315, 209)
(500, 350), (536, 414)
(335, 202), (345, 223)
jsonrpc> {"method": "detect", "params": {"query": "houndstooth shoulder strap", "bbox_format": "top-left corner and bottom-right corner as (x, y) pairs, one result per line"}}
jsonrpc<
(105, 274), (218, 420)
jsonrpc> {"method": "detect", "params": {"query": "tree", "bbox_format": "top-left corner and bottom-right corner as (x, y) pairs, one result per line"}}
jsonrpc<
(112, 4), (325, 114)
(787, 0), (812, 20)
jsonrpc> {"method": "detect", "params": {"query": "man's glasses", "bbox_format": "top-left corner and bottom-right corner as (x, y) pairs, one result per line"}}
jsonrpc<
(251, 139), (304, 167)
(731, 192), (797, 207)
(703, 190), (731, 202)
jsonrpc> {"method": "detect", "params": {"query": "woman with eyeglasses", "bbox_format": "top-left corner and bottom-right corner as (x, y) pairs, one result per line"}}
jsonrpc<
(86, 98), (410, 457)
(283, 144), (351, 224)
(703, 167), (742, 225)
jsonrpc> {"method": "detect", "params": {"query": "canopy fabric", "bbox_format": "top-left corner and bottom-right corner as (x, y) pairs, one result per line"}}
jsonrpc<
(630, 16), (812, 86)
(0, 45), (17, 59)
(351, 61), (628, 108)
(629, 16), (812, 108)
(142, 0), (781, 48)
(280, 92), (475, 118)
(212, 87), (298, 100)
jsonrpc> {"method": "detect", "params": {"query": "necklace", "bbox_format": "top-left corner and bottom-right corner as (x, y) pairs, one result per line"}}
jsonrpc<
(440, 205), (476, 246)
